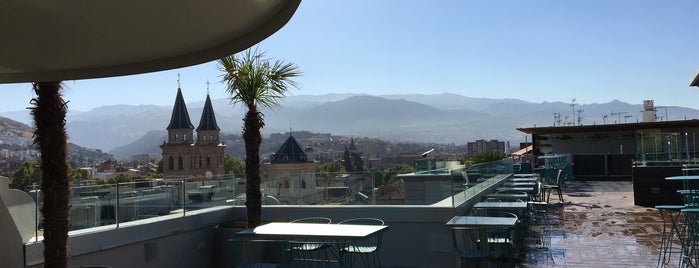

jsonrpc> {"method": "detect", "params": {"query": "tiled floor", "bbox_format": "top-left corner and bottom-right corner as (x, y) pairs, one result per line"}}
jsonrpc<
(519, 180), (683, 268)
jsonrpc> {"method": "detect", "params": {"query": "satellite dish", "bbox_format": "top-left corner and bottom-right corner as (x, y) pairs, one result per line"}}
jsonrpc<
(205, 171), (213, 179)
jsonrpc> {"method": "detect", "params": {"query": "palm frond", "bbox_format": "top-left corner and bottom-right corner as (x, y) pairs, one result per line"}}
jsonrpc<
(218, 48), (301, 111)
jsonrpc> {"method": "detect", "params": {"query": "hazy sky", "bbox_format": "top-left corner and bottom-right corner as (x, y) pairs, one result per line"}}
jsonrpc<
(2, 0), (699, 112)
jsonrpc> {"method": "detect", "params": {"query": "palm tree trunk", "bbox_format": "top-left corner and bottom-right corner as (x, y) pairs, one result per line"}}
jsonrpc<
(243, 107), (263, 228)
(32, 81), (70, 268)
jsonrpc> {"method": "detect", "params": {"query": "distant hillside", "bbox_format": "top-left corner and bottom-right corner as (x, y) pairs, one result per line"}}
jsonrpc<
(4, 93), (699, 156)
(109, 130), (167, 160)
(0, 116), (113, 165)
(0, 116), (33, 139)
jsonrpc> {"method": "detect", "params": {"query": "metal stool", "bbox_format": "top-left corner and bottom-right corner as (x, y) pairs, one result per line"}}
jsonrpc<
(656, 205), (684, 267)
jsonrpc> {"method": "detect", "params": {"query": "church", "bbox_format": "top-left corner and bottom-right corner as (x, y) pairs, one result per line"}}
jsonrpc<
(160, 87), (225, 179)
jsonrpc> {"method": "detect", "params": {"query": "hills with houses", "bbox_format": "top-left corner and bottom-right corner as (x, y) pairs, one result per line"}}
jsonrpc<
(2, 93), (699, 161)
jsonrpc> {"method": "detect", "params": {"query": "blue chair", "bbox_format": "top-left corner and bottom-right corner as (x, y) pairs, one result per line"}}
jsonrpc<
(451, 228), (492, 268)
(336, 218), (385, 267)
(288, 217), (333, 266)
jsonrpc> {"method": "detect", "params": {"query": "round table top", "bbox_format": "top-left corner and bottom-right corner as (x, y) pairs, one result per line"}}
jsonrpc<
(666, 175), (699, 181)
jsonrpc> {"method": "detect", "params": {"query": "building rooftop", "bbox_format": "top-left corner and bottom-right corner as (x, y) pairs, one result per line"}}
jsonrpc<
(270, 135), (308, 164)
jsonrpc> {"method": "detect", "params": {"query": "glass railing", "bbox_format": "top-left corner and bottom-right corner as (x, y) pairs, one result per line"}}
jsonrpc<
(451, 159), (514, 205)
(28, 175), (241, 241)
(26, 164), (514, 238)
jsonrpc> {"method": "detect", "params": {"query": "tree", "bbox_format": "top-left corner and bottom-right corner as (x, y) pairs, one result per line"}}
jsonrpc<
(470, 152), (507, 164)
(71, 166), (91, 184)
(11, 160), (41, 190)
(108, 173), (133, 184)
(219, 48), (300, 228)
(31, 81), (70, 268)
(224, 154), (245, 177)
(316, 161), (345, 173)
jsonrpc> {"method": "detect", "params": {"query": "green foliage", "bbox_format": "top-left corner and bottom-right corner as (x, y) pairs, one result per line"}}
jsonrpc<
(342, 142), (365, 172)
(224, 154), (245, 177)
(469, 152), (507, 164)
(219, 48), (301, 110)
(370, 164), (414, 186)
(107, 173), (133, 184)
(316, 161), (345, 173)
(72, 167), (91, 183)
(11, 160), (41, 190)
(156, 159), (163, 174)
(142, 172), (163, 179)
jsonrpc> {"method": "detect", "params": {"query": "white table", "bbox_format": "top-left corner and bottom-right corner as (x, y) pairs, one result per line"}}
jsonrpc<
(239, 222), (387, 240)
(238, 222), (388, 266)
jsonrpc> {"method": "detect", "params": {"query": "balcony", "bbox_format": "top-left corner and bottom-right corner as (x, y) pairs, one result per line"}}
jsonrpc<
(3, 159), (674, 267)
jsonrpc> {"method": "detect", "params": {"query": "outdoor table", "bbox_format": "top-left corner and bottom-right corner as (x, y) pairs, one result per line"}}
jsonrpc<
(667, 176), (699, 208)
(666, 176), (699, 266)
(473, 201), (529, 222)
(485, 193), (529, 202)
(446, 216), (517, 268)
(682, 168), (699, 175)
(474, 202), (528, 212)
(504, 181), (536, 187)
(497, 187), (535, 193)
(680, 208), (699, 267)
(509, 177), (538, 183)
(238, 222), (388, 266)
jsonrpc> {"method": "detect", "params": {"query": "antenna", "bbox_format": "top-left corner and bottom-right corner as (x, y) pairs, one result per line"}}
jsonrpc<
(206, 80), (210, 95)
(610, 112), (627, 124)
(177, 73), (181, 88)
(570, 99), (577, 125)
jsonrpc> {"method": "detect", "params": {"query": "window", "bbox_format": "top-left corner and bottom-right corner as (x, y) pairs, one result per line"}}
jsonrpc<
(168, 156), (174, 170)
(206, 156), (211, 167)
(178, 156), (183, 170)
(199, 156), (202, 168)
(175, 133), (179, 141)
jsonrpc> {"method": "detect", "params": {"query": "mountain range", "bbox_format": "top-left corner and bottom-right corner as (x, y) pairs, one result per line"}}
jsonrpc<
(2, 93), (699, 160)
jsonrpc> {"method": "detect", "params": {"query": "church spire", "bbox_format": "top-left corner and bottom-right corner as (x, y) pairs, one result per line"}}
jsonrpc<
(196, 94), (220, 131)
(166, 87), (194, 130)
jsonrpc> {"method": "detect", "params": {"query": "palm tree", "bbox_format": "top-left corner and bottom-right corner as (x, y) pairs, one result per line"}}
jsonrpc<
(219, 49), (300, 228)
(30, 81), (70, 267)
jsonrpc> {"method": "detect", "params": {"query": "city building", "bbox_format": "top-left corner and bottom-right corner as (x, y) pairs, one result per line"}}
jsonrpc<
(262, 134), (321, 204)
(161, 88), (225, 179)
(466, 139), (506, 157)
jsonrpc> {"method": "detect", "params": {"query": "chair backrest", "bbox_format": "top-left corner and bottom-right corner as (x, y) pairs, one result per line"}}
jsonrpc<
(338, 218), (385, 249)
(290, 217), (332, 224)
(555, 169), (563, 184)
(337, 218), (384, 226)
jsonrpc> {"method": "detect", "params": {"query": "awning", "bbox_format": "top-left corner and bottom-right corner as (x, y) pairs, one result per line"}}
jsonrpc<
(0, 0), (301, 82)
(512, 145), (533, 156)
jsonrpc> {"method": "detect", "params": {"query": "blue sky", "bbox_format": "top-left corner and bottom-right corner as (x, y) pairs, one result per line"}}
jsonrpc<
(2, 0), (698, 112)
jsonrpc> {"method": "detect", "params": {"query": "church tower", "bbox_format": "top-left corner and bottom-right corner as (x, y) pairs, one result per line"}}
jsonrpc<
(194, 94), (225, 177)
(161, 87), (225, 179)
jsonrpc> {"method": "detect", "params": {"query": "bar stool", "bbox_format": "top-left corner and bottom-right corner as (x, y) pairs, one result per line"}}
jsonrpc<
(680, 208), (699, 267)
(655, 205), (684, 267)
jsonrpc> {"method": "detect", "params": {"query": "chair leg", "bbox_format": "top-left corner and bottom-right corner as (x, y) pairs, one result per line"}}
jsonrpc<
(557, 187), (564, 202)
